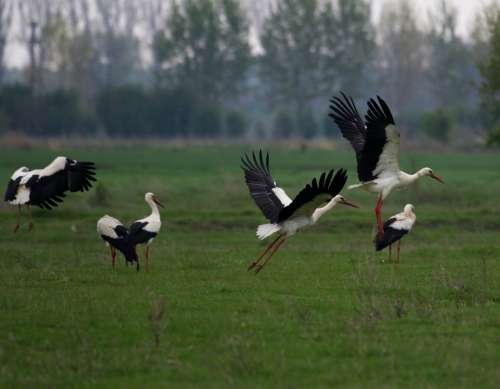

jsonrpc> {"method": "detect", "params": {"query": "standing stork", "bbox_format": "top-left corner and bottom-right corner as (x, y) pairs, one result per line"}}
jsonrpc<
(375, 204), (416, 263)
(128, 192), (164, 272)
(4, 156), (96, 231)
(241, 150), (358, 274)
(329, 93), (443, 237)
(97, 215), (138, 269)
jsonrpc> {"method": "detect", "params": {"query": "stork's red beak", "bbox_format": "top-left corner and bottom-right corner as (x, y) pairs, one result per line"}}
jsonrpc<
(153, 197), (164, 208)
(340, 199), (359, 208)
(430, 173), (444, 184)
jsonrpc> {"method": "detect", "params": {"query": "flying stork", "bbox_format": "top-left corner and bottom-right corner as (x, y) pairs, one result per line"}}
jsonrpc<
(329, 92), (443, 237)
(128, 192), (163, 272)
(4, 156), (96, 231)
(97, 215), (138, 269)
(375, 204), (416, 263)
(241, 150), (358, 274)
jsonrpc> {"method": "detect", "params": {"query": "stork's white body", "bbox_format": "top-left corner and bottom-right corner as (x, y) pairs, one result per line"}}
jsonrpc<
(97, 215), (124, 246)
(133, 194), (162, 245)
(256, 195), (344, 239)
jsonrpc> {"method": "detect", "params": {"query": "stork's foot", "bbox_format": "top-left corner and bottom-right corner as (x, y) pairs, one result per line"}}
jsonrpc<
(13, 224), (20, 233)
(136, 262), (140, 272)
(28, 222), (34, 232)
(255, 264), (264, 274)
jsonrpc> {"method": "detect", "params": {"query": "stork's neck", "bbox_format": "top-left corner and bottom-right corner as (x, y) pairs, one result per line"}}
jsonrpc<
(311, 198), (338, 224)
(146, 198), (161, 219)
(399, 169), (426, 185)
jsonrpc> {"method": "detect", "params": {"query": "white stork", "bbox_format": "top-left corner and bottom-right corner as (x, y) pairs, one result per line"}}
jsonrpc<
(97, 215), (138, 269)
(4, 156), (96, 231)
(375, 204), (416, 263)
(329, 93), (443, 237)
(241, 150), (358, 274)
(128, 192), (163, 272)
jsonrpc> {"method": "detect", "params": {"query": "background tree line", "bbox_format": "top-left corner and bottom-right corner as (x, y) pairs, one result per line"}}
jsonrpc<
(0, 0), (499, 146)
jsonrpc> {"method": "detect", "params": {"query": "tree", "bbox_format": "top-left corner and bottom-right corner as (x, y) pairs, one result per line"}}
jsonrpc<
(260, 0), (325, 113)
(426, 0), (472, 107)
(322, 0), (374, 95)
(0, 0), (12, 84)
(94, 0), (141, 87)
(153, 0), (251, 102)
(259, 0), (374, 138)
(377, 0), (425, 113)
(474, 3), (500, 146)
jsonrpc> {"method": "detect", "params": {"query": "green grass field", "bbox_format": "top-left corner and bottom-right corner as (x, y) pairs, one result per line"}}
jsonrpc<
(1, 145), (499, 388)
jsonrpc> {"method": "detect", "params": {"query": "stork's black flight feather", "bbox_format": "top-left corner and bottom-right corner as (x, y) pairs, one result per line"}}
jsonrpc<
(329, 93), (396, 182)
(278, 169), (348, 222)
(29, 159), (96, 209)
(241, 150), (287, 223)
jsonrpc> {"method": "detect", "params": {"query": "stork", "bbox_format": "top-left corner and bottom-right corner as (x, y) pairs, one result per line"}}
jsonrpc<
(329, 93), (443, 237)
(4, 156), (96, 231)
(127, 192), (163, 272)
(241, 150), (358, 274)
(375, 204), (416, 263)
(97, 215), (138, 269)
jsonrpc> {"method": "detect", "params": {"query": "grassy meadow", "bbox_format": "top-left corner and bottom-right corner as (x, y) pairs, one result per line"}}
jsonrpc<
(0, 145), (500, 388)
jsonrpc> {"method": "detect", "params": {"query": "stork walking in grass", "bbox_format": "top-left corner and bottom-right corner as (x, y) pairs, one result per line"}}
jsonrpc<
(241, 150), (358, 274)
(4, 156), (96, 231)
(375, 204), (416, 263)
(128, 192), (164, 272)
(97, 215), (138, 269)
(98, 192), (164, 272)
(329, 93), (443, 237)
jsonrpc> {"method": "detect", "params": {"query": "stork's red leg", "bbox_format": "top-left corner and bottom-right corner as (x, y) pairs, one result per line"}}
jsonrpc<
(397, 241), (401, 263)
(255, 238), (286, 274)
(248, 235), (282, 271)
(27, 206), (34, 232)
(111, 247), (116, 269)
(14, 205), (21, 233)
(145, 246), (150, 272)
(375, 195), (384, 237)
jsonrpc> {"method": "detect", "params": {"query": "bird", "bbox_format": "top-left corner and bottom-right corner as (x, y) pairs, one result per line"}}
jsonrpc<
(329, 92), (443, 237)
(127, 192), (164, 272)
(241, 150), (358, 274)
(374, 204), (416, 263)
(4, 156), (96, 232)
(97, 215), (138, 269)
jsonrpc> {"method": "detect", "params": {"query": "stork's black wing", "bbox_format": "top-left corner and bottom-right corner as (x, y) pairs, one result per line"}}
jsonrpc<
(29, 160), (96, 209)
(278, 169), (348, 222)
(360, 96), (398, 182)
(114, 225), (129, 238)
(4, 177), (22, 201)
(128, 221), (156, 245)
(241, 150), (292, 223)
(329, 92), (366, 156)
(374, 217), (408, 251)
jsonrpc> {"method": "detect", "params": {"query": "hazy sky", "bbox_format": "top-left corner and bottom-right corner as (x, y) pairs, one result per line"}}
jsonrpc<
(4, 0), (486, 68)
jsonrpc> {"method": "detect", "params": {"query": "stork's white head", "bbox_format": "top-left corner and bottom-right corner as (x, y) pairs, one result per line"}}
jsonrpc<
(418, 167), (444, 183)
(145, 192), (164, 208)
(404, 204), (415, 214)
(332, 194), (359, 208)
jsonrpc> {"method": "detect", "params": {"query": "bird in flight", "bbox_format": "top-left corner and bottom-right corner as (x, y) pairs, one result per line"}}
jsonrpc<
(241, 150), (358, 274)
(329, 92), (443, 237)
(4, 156), (96, 231)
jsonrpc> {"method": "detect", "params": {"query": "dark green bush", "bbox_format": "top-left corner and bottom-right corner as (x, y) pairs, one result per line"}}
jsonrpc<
(421, 108), (452, 144)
